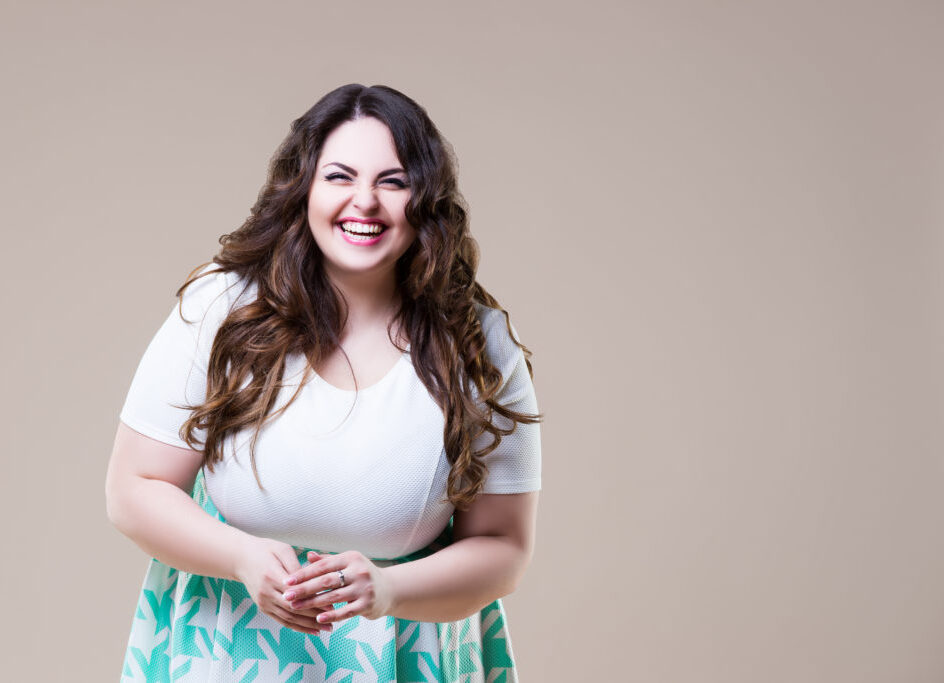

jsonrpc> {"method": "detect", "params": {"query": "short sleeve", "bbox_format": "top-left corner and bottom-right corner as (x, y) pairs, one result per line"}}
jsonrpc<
(118, 265), (235, 449)
(473, 305), (543, 494)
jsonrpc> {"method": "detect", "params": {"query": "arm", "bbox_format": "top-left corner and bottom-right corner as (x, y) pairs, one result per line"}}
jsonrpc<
(383, 490), (539, 622)
(105, 421), (334, 634)
(109, 267), (329, 633)
(105, 421), (249, 581)
(285, 489), (539, 624)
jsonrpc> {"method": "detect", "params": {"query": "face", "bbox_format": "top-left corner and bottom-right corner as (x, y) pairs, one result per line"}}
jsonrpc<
(307, 116), (417, 283)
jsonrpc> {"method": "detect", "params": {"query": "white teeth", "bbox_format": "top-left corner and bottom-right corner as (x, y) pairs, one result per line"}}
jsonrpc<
(340, 221), (386, 235)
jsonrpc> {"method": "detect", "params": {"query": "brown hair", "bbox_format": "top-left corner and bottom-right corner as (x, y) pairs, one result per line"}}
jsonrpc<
(176, 83), (542, 510)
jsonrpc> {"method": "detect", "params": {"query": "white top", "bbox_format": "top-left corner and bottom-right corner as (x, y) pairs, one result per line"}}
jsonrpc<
(119, 265), (542, 559)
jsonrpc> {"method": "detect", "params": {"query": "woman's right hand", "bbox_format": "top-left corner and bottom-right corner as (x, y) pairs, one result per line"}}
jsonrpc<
(232, 534), (333, 635)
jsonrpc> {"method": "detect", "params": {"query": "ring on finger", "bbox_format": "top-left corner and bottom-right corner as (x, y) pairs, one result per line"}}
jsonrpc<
(316, 587), (349, 608)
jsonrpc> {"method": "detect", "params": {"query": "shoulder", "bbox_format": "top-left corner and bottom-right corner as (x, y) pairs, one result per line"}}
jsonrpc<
(473, 302), (525, 374)
(474, 301), (520, 339)
(176, 263), (256, 326)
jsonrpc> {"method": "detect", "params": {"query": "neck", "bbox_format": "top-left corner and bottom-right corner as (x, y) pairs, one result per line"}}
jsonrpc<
(324, 263), (402, 331)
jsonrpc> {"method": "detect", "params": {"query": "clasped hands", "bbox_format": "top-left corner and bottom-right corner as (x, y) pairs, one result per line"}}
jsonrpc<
(284, 549), (395, 627)
(235, 535), (395, 636)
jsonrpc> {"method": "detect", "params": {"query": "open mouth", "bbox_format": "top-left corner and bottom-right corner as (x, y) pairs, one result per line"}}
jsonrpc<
(336, 220), (388, 243)
(337, 220), (388, 236)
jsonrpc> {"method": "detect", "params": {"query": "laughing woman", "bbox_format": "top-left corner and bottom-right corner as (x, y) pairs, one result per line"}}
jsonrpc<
(105, 83), (543, 682)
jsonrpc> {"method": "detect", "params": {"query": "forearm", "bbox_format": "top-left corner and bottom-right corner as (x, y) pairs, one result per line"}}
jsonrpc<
(382, 535), (530, 622)
(107, 476), (250, 581)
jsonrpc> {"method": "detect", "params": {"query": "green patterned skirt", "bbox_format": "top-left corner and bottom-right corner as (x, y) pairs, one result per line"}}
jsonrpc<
(120, 469), (519, 682)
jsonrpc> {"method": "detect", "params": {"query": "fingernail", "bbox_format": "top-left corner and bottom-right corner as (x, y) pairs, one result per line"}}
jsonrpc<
(284, 591), (296, 601)
(285, 577), (296, 586)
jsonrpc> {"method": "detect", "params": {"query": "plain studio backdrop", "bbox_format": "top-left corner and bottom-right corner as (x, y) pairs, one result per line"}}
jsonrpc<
(1, 1), (942, 681)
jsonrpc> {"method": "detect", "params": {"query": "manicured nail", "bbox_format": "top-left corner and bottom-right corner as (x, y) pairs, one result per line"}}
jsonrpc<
(284, 591), (296, 601)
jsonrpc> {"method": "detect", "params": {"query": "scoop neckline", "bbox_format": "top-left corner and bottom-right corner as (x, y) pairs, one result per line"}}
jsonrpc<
(311, 345), (411, 394)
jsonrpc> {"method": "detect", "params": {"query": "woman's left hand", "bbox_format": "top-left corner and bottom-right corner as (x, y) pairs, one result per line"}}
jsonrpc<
(282, 550), (396, 625)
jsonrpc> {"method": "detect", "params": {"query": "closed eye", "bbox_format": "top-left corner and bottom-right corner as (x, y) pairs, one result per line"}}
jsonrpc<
(324, 172), (408, 189)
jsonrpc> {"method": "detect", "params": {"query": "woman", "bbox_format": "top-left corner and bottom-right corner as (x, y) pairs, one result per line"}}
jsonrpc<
(106, 83), (543, 682)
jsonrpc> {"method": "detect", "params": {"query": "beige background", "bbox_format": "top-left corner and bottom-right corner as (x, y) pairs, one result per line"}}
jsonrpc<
(2, 1), (942, 681)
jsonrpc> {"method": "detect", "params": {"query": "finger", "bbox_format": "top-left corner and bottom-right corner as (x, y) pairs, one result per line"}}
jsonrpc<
(269, 603), (333, 634)
(278, 588), (333, 615)
(317, 598), (363, 625)
(286, 603), (332, 618)
(267, 585), (329, 621)
(269, 600), (318, 626)
(285, 555), (349, 593)
(283, 550), (324, 586)
(284, 573), (347, 602)
(291, 586), (355, 610)
(270, 603), (320, 629)
(276, 545), (302, 576)
(285, 553), (345, 587)
(299, 553), (346, 581)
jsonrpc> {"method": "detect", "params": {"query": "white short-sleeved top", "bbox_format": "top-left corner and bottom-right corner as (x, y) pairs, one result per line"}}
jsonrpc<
(119, 265), (541, 559)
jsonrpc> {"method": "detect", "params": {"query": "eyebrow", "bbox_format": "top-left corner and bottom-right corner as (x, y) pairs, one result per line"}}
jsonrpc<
(323, 162), (406, 178)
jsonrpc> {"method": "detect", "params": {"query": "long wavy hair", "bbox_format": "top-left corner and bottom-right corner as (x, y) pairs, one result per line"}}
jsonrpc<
(175, 83), (542, 510)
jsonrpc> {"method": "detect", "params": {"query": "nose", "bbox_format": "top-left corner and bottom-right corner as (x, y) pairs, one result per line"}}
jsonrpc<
(352, 181), (379, 212)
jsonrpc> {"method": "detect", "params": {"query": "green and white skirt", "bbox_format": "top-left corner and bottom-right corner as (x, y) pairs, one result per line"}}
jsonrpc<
(120, 469), (519, 682)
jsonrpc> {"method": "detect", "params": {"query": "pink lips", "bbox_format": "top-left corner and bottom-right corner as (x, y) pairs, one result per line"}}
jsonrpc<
(336, 218), (388, 246)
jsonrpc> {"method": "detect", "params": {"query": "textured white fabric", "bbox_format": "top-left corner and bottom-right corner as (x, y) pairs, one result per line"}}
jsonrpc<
(119, 265), (542, 559)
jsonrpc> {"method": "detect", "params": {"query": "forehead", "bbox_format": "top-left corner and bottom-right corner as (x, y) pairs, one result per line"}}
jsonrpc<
(318, 117), (403, 169)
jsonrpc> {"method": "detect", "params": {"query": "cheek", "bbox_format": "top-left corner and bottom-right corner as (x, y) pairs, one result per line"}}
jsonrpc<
(308, 185), (350, 218)
(393, 199), (413, 227)
(308, 198), (339, 227)
(399, 226), (419, 251)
